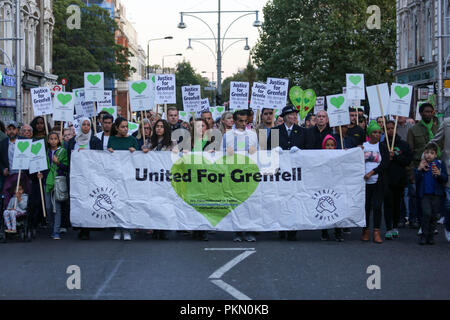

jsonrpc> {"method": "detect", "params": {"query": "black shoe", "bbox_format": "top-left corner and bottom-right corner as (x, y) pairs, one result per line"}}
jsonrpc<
(321, 230), (330, 241)
(419, 236), (426, 245)
(334, 231), (344, 242)
(159, 231), (169, 240)
(78, 230), (90, 240)
(198, 231), (208, 241)
(278, 231), (286, 239)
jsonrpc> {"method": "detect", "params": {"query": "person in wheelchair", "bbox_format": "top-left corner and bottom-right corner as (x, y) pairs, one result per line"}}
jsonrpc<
(3, 181), (28, 234)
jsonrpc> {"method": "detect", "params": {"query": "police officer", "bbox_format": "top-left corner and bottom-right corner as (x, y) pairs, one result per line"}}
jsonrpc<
(268, 104), (305, 241)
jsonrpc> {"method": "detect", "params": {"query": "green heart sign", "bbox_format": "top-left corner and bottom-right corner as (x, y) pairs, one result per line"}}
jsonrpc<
(290, 87), (317, 120)
(180, 111), (187, 117)
(17, 141), (30, 153)
(128, 123), (138, 131)
(217, 107), (224, 113)
(102, 107), (115, 115)
(57, 93), (72, 106)
(151, 75), (156, 83)
(171, 154), (260, 226)
(394, 86), (410, 99)
(330, 96), (345, 109)
(31, 143), (42, 156)
(87, 74), (101, 86)
(349, 75), (362, 86)
(132, 82), (147, 94)
(210, 107), (215, 113)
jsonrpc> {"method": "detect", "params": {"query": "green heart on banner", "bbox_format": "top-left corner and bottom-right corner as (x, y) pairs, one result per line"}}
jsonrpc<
(349, 75), (362, 86)
(31, 143), (42, 156)
(394, 86), (410, 99)
(210, 107), (215, 113)
(217, 107), (224, 113)
(87, 74), (101, 86)
(17, 141), (30, 153)
(151, 75), (156, 83)
(330, 96), (345, 109)
(171, 154), (260, 226)
(180, 111), (187, 117)
(132, 82), (147, 94)
(102, 108), (114, 115)
(57, 93), (72, 106)
(128, 123), (138, 131)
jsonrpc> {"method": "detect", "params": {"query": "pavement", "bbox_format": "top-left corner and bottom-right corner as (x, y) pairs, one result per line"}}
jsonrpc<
(0, 225), (449, 300)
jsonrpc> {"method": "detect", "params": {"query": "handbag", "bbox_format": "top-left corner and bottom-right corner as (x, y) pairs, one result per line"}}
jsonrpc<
(53, 148), (68, 202)
(54, 176), (68, 202)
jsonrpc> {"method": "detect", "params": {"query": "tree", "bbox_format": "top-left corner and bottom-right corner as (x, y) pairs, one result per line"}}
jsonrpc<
(175, 60), (209, 109)
(251, 0), (396, 97)
(53, 0), (135, 90)
(221, 59), (258, 104)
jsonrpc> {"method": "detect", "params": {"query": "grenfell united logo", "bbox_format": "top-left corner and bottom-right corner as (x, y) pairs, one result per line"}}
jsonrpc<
(312, 189), (341, 221)
(90, 187), (117, 220)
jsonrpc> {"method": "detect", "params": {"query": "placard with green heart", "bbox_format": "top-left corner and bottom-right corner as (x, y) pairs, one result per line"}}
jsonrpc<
(171, 153), (260, 226)
(394, 86), (410, 99)
(132, 82), (147, 95)
(57, 93), (73, 106)
(330, 96), (345, 109)
(102, 107), (115, 115)
(217, 106), (224, 113)
(31, 142), (42, 156)
(349, 75), (362, 86)
(128, 122), (138, 131)
(87, 74), (101, 86)
(289, 86), (304, 107)
(17, 141), (30, 153)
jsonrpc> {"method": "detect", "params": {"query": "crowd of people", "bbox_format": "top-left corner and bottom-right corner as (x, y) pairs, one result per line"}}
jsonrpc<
(1, 102), (450, 245)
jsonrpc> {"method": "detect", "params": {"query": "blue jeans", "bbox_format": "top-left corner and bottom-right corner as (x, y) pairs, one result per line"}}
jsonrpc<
(444, 188), (450, 232)
(45, 191), (62, 235)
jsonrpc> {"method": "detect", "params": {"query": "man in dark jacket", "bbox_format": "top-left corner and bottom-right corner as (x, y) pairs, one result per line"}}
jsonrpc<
(268, 104), (305, 241)
(382, 120), (412, 240)
(347, 107), (366, 145)
(303, 111), (332, 150)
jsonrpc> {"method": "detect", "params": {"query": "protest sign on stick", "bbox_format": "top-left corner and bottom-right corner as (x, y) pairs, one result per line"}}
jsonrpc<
(29, 139), (48, 217)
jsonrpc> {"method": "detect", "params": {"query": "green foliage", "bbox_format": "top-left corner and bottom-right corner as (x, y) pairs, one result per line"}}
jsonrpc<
(53, 0), (135, 90)
(251, 0), (396, 97)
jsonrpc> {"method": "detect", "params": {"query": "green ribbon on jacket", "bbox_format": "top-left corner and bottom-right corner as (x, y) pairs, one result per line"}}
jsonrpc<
(45, 147), (68, 193)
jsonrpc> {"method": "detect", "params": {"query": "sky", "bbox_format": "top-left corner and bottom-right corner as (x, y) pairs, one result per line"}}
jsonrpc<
(124, 0), (269, 82)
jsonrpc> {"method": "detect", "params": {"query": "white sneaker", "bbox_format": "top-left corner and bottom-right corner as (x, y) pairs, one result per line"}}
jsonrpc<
(437, 217), (445, 224)
(123, 230), (131, 241)
(445, 229), (450, 242)
(417, 227), (422, 236)
(113, 230), (121, 240)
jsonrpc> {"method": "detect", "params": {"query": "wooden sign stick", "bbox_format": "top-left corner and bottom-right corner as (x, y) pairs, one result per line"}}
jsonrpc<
(13, 170), (22, 210)
(93, 102), (98, 135)
(38, 174), (47, 218)
(44, 115), (49, 136)
(376, 85), (391, 151)
(391, 116), (399, 151)
(141, 111), (146, 145)
(339, 126), (344, 150)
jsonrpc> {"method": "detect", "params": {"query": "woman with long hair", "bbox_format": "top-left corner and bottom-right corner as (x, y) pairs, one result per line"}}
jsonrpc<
(218, 112), (234, 135)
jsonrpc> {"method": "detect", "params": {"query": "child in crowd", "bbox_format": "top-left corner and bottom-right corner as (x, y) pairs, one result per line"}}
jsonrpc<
(415, 142), (448, 245)
(3, 181), (28, 233)
(320, 135), (344, 241)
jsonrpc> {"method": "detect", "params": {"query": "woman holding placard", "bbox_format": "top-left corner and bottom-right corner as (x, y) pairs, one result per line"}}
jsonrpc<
(362, 121), (390, 244)
(134, 118), (152, 151)
(67, 118), (102, 240)
(107, 117), (139, 241)
(38, 132), (68, 240)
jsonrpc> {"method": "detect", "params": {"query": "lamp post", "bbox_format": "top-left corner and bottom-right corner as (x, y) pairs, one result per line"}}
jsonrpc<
(162, 53), (182, 73)
(178, 0), (261, 104)
(147, 36), (173, 78)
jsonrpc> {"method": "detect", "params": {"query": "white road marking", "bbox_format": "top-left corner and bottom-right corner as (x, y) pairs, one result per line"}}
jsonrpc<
(211, 279), (252, 300)
(204, 248), (255, 251)
(93, 259), (124, 300)
(209, 250), (256, 279)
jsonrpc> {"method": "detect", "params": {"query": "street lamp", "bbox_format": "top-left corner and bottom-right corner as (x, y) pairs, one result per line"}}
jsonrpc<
(162, 53), (183, 73)
(177, 0), (261, 104)
(147, 36), (173, 78)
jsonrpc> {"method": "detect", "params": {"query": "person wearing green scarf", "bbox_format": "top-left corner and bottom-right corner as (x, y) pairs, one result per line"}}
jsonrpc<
(407, 103), (440, 229)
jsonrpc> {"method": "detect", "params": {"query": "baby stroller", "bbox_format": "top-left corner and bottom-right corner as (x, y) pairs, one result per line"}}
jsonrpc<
(0, 192), (32, 243)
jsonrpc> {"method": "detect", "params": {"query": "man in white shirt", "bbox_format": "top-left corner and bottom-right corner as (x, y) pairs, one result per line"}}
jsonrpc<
(96, 114), (113, 150)
(220, 109), (258, 242)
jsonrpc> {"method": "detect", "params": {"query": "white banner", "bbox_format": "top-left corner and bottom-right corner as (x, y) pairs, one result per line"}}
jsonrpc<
(97, 91), (113, 112)
(12, 139), (32, 170)
(367, 83), (390, 119)
(29, 139), (48, 174)
(326, 93), (350, 127)
(70, 149), (366, 231)
(53, 92), (75, 122)
(129, 79), (155, 112)
(346, 74), (365, 100)
(84, 72), (104, 102)
(250, 82), (267, 110)
(182, 85), (201, 112)
(390, 83), (413, 117)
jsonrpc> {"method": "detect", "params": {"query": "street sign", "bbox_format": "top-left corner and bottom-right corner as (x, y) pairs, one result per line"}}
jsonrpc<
(204, 87), (216, 91)
(61, 78), (68, 85)
(52, 85), (62, 93)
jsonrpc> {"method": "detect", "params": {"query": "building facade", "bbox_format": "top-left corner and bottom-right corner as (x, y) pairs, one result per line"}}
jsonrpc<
(0, 0), (57, 124)
(395, 0), (450, 115)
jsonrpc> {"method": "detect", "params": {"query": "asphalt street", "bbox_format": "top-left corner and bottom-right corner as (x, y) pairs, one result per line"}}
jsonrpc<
(1, 225), (449, 300)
